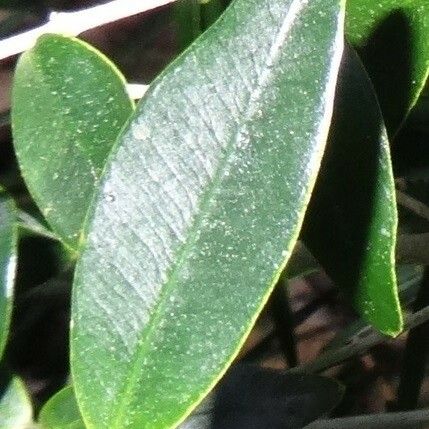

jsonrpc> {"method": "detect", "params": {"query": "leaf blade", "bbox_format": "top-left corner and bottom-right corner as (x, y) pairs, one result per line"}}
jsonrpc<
(11, 34), (134, 250)
(39, 386), (85, 429)
(0, 378), (33, 428)
(0, 192), (17, 359)
(346, 0), (429, 135)
(302, 46), (402, 335)
(72, 1), (345, 428)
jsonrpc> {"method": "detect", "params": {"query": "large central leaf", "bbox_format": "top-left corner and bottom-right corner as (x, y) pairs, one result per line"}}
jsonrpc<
(71, 0), (345, 428)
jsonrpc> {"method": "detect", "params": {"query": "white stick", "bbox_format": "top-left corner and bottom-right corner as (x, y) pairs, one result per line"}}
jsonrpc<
(127, 83), (150, 100)
(0, 0), (178, 60)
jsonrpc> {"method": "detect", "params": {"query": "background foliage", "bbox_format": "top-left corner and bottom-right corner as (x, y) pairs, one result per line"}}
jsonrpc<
(0, 0), (428, 428)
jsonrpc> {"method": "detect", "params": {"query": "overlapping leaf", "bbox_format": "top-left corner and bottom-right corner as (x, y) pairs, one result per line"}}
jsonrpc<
(302, 47), (402, 335)
(39, 386), (84, 429)
(12, 34), (134, 251)
(0, 378), (33, 428)
(346, 0), (429, 135)
(38, 365), (343, 429)
(71, 0), (345, 427)
(0, 191), (17, 359)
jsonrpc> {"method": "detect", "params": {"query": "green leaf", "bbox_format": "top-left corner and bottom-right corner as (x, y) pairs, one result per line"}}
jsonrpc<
(346, 0), (429, 135)
(302, 46), (402, 336)
(0, 378), (33, 428)
(200, 0), (226, 29)
(0, 192), (17, 359)
(39, 386), (85, 429)
(38, 365), (343, 429)
(326, 264), (424, 352)
(71, 0), (345, 427)
(174, 0), (202, 50)
(183, 365), (343, 429)
(11, 34), (134, 252)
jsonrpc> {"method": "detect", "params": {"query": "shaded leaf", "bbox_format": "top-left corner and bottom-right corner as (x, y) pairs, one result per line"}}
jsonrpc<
(392, 93), (429, 176)
(0, 0), (45, 11)
(0, 192), (17, 359)
(302, 46), (402, 335)
(181, 365), (343, 429)
(174, 0), (202, 50)
(205, 365), (343, 429)
(346, 0), (429, 135)
(39, 386), (84, 429)
(0, 378), (33, 428)
(71, 0), (345, 427)
(326, 264), (424, 352)
(200, 0), (226, 29)
(39, 365), (343, 429)
(12, 34), (134, 251)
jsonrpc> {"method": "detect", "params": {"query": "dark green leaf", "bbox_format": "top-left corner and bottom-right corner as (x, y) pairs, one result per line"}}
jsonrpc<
(71, 0), (345, 427)
(39, 386), (85, 429)
(39, 365), (343, 429)
(174, 0), (202, 50)
(302, 47), (402, 335)
(346, 0), (429, 135)
(0, 378), (33, 428)
(183, 364), (343, 429)
(200, 0), (226, 29)
(326, 264), (423, 352)
(0, 192), (17, 359)
(0, 0), (45, 12)
(12, 34), (134, 251)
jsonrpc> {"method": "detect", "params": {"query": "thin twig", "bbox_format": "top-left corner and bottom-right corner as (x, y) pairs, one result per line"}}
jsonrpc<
(397, 233), (429, 265)
(292, 304), (429, 374)
(306, 409), (429, 428)
(127, 83), (150, 100)
(396, 190), (429, 223)
(0, 0), (178, 60)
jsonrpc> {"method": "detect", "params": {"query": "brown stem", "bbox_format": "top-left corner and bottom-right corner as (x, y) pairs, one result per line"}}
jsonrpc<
(397, 190), (429, 223)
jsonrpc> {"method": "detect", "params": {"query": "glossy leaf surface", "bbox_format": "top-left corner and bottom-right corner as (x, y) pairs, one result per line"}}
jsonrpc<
(0, 192), (17, 359)
(72, 0), (345, 427)
(12, 34), (134, 251)
(346, 0), (429, 135)
(302, 47), (402, 335)
(39, 386), (85, 429)
(0, 378), (33, 428)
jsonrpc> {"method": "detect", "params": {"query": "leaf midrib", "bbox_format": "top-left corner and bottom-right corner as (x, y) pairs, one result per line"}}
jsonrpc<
(108, 1), (307, 427)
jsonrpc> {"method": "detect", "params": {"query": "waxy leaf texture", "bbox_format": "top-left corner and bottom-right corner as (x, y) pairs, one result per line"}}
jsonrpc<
(12, 34), (134, 251)
(303, 47), (402, 335)
(0, 378), (33, 428)
(72, 0), (345, 427)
